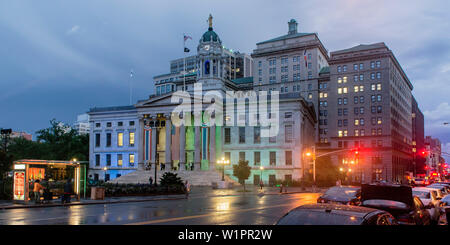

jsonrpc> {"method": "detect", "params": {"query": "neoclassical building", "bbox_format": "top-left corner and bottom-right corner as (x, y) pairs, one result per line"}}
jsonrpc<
(88, 16), (317, 185)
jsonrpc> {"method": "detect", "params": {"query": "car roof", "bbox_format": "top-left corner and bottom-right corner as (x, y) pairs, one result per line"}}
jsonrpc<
(292, 203), (381, 218)
(413, 187), (434, 192)
(361, 184), (414, 207)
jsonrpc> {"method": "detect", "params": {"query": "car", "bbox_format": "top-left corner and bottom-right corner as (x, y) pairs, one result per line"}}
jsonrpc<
(317, 186), (361, 205)
(275, 203), (398, 225)
(413, 178), (428, 186)
(428, 183), (450, 195)
(438, 195), (450, 225)
(426, 185), (447, 198)
(412, 187), (441, 223)
(360, 183), (433, 225)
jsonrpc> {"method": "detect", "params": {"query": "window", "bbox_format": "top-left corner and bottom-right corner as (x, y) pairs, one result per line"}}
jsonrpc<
(354, 64), (358, 70)
(95, 123), (101, 128)
(269, 58), (276, 66)
(338, 130), (343, 137)
(117, 132), (123, 147)
(359, 74), (364, 81)
(117, 154), (123, 166)
(359, 85), (364, 92)
(371, 95), (376, 102)
(376, 61), (381, 68)
(343, 108), (348, 116)
(354, 119), (359, 126)
(354, 75), (358, 82)
(343, 87), (348, 94)
(377, 106), (382, 113)
(286, 151), (292, 165)
(224, 128), (231, 144)
(126, 132), (134, 147)
(225, 152), (231, 162)
(338, 109), (342, 116)
(360, 118), (364, 126)
(254, 152), (261, 165)
(360, 96), (364, 103)
(239, 127), (246, 143)
(308, 71), (312, 79)
(378, 128), (382, 135)
(377, 140), (383, 147)
(269, 133), (277, 143)
(361, 129), (365, 136)
(129, 121), (135, 126)
(371, 61), (375, 69)
(376, 72), (381, 79)
(258, 61), (262, 67)
(359, 63), (364, 70)
(377, 83), (381, 91)
(118, 121), (123, 127)
(343, 97), (348, 105)
(371, 73), (375, 80)
(343, 119), (348, 126)
(107, 122), (112, 127)
(354, 107), (359, 115)
(354, 86), (359, 93)
(377, 117), (382, 124)
(95, 133), (101, 147)
(371, 84), (376, 91)
(343, 76), (348, 83)
(106, 154), (111, 166)
(372, 117), (376, 125)
(377, 95), (382, 102)
(254, 127), (261, 144)
(129, 154), (135, 166)
(354, 129), (359, 137)
(270, 152), (276, 165)
(338, 88), (342, 94)
(239, 152), (246, 161)
(106, 133), (111, 147)
(360, 107), (364, 114)
(285, 125), (293, 143)
(95, 154), (100, 166)
(337, 66), (342, 73)
(338, 120), (342, 127)
(343, 65), (347, 72)
(308, 93), (312, 99)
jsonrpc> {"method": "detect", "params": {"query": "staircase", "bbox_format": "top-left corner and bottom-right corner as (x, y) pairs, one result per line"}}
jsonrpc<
(109, 169), (238, 186)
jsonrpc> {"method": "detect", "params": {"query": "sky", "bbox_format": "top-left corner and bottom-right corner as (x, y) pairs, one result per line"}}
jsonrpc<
(0, 0), (449, 160)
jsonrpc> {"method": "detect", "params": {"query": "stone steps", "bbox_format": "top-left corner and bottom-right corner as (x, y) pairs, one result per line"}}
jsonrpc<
(109, 169), (239, 186)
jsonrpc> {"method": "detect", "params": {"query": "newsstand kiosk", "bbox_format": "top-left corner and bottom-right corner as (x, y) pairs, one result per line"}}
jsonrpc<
(12, 159), (87, 203)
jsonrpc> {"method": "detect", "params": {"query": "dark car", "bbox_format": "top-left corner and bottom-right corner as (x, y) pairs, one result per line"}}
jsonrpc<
(275, 203), (398, 225)
(360, 184), (432, 225)
(317, 186), (361, 205)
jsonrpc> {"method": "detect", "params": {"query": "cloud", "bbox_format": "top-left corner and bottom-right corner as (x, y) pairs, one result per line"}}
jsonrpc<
(423, 102), (450, 121)
(66, 25), (80, 35)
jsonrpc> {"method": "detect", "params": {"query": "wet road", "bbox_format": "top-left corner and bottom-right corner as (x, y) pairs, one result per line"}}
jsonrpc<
(0, 189), (320, 225)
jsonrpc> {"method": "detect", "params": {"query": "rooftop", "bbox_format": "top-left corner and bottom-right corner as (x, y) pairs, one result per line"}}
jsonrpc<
(89, 105), (136, 113)
(331, 42), (387, 55)
(256, 32), (315, 45)
(231, 77), (253, 85)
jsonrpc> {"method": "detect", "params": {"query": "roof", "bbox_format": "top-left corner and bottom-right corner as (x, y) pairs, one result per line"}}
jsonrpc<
(256, 32), (315, 45)
(331, 42), (387, 55)
(89, 105), (136, 113)
(292, 203), (379, 217)
(231, 77), (253, 84)
(202, 27), (221, 43)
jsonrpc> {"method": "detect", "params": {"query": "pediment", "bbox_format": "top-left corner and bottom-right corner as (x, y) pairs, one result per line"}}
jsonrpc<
(136, 92), (190, 108)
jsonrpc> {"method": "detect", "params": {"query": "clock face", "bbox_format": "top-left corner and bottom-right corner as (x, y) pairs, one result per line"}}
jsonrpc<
(204, 45), (210, 51)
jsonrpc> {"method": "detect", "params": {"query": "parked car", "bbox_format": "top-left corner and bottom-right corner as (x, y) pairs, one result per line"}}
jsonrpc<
(360, 184), (432, 225)
(317, 186), (361, 205)
(426, 185), (447, 198)
(275, 203), (398, 225)
(412, 187), (441, 223)
(428, 183), (450, 195)
(413, 178), (428, 186)
(438, 195), (450, 225)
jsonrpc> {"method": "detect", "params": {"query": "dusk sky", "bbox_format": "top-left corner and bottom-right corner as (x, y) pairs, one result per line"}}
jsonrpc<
(0, 0), (449, 160)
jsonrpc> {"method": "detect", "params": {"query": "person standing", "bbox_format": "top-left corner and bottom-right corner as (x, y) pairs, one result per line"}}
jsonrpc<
(185, 180), (191, 198)
(259, 179), (264, 190)
(33, 180), (44, 204)
(62, 179), (73, 204)
(149, 176), (153, 186)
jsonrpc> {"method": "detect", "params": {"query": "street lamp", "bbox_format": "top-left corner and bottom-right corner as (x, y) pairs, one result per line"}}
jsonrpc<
(103, 166), (107, 181)
(259, 166), (264, 184)
(217, 157), (230, 181)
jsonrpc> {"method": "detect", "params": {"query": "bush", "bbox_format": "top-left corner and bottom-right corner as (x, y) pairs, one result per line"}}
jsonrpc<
(0, 177), (13, 200)
(87, 182), (184, 197)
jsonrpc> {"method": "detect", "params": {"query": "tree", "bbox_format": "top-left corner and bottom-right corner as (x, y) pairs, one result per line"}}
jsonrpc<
(233, 160), (251, 191)
(315, 155), (339, 187)
(159, 172), (183, 187)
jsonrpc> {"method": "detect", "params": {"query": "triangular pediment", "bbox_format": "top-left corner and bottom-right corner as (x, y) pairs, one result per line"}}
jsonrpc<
(136, 92), (194, 108)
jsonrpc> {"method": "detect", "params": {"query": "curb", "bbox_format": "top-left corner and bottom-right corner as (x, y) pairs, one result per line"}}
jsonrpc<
(0, 196), (186, 210)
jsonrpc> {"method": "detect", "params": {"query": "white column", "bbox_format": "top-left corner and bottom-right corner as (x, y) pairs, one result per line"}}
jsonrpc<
(209, 125), (216, 170)
(179, 124), (186, 171)
(194, 125), (201, 170)
(138, 118), (145, 171)
(165, 117), (172, 170)
(150, 124), (157, 164)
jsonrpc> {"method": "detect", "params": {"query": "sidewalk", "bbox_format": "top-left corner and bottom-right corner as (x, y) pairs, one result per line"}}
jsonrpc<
(0, 186), (326, 210)
(0, 194), (186, 210)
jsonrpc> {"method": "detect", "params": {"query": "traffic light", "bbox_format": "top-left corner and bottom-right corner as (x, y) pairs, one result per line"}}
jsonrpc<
(419, 149), (429, 157)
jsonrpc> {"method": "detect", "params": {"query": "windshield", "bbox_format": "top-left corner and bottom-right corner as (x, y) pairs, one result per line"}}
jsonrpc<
(412, 191), (430, 199)
(277, 210), (363, 225)
(324, 187), (359, 197)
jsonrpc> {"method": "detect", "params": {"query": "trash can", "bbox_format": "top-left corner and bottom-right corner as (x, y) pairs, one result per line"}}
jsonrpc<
(90, 187), (105, 200)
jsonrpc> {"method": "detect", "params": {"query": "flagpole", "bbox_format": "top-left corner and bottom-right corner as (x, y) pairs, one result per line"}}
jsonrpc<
(183, 33), (186, 92)
(129, 70), (132, 105)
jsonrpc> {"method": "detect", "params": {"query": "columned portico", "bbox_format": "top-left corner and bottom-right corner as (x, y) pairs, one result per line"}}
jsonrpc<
(138, 116), (145, 170)
(209, 124), (216, 170)
(179, 124), (186, 171)
(194, 125), (201, 170)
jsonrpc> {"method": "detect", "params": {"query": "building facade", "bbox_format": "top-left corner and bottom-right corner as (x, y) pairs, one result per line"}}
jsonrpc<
(74, 113), (90, 135)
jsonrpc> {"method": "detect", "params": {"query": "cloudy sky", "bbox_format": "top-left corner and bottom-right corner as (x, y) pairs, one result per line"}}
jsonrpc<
(0, 0), (449, 160)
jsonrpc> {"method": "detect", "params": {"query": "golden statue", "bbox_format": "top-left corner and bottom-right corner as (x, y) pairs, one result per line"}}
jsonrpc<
(208, 14), (213, 28)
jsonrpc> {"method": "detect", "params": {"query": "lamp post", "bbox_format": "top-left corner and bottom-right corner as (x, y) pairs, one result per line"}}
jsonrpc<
(217, 157), (230, 181)
(259, 166), (264, 184)
(103, 166), (107, 181)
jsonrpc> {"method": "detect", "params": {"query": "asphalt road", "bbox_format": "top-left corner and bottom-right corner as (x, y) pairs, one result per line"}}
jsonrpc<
(0, 188), (320, 225)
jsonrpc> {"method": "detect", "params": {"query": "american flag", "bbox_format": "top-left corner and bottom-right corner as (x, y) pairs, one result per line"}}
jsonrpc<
(303, 50), (308, 67)
(184, 34), (192, 42)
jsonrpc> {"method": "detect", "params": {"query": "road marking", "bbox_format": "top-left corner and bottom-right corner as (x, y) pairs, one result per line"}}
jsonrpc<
(126, 203), (294, 225)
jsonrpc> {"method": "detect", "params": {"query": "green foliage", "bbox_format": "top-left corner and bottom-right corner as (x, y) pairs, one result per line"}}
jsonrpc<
(315, 155), (339, 187)
(233, 160), (251, 190)
(91, 183), (185, 197)
(7, 119), (89, 162)
(159, 172), (184, 187)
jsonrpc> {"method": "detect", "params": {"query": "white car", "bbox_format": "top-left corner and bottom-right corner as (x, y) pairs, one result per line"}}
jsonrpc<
(426, 186), (446, 199)
(412, 187), (441, 223)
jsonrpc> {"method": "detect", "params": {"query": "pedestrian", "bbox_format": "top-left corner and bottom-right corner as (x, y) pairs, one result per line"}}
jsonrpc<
(259, 179), (264, 190)
(149, 176), (153, 186)
(62, 179), (73, 204)
(33, 179), (44, 204)
(336, 179), (341, 186)
(279, 183), (283, 193)
(185, 180), (191, 198)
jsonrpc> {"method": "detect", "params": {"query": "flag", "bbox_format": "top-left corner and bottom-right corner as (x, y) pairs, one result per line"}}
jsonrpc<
(184, 47), (190, 53)
(303, 50), (308, 67)
(144, 126), (152, 161)
(184, 34), (192, 42)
